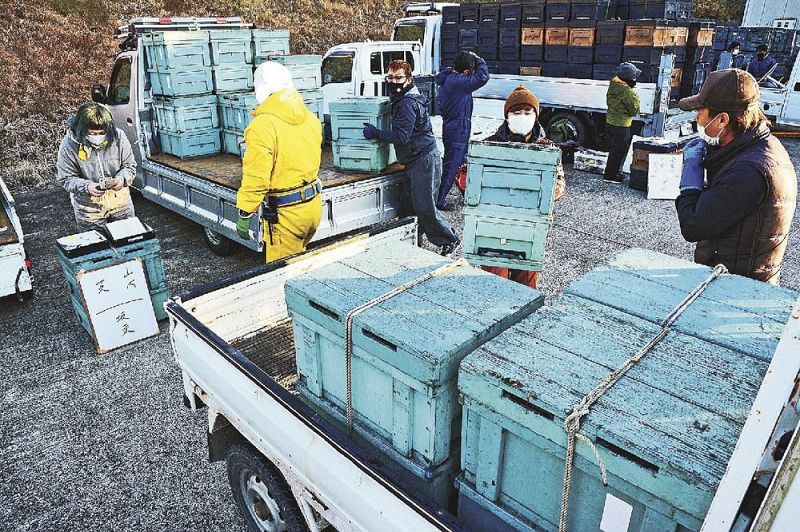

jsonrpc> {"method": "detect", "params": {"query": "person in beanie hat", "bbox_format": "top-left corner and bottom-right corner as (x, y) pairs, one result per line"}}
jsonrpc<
(479, 85), (566, 289)
(675, 69), (796, 285)
(603, 62), (641, 183)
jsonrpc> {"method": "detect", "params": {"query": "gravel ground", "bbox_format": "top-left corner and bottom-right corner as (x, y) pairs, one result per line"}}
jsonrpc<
(2, 138), (799, 531)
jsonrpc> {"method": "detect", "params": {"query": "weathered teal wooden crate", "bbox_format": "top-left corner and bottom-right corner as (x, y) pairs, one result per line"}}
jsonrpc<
(332, 140), (391, 172)
(329, 97), (392, 141)
(153, 95), (218, 133)
(300, 89), (324, 125)
(269, 54), (323, 90)
(209, 30), (253, 65)
(56, 232), (170, 323)
(217, 92), (258, 133)
(158, 129), (221, 159)
(461, 211), (550, 271)
(457, 248), (797, 532)
(222, 130), (246, 157)
(465, 139), (561, 221)
(212, 64), (254, 93)
(252, 29), (290, 65)
(148, 67), (214, 97)
(284, 243), (544, 482)
(141, 31), (211, 69)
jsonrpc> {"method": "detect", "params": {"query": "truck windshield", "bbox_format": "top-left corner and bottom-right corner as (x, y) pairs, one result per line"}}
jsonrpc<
(321, 53), (354, 85)
(394, 22), (425, 43)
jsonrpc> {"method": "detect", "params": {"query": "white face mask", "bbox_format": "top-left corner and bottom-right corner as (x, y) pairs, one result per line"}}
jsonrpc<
(698, 114), (724, 146)
(507, 114), (536, 135)
(86, 134), (106, 147)
(732, 49), (740, 55)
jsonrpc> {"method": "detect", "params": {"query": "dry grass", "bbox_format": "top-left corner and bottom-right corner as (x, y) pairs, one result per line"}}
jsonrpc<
(0, 0), (406, 192)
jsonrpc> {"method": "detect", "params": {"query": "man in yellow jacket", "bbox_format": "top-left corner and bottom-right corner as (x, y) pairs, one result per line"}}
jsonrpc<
(236, 62), (323, 262)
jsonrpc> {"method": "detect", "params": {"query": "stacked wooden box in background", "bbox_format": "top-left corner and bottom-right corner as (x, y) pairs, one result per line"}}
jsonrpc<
(461, 139), (561, 272)
(711, 25), (799, 81)
(284, 243), (544, 506)
(142, 29), (326, 160)
(329, 97), (393, 171)
(456, 248), (797, 531)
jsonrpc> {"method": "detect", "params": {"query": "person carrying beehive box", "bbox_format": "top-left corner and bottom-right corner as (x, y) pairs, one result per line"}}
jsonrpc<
(235, 62), (323, 263)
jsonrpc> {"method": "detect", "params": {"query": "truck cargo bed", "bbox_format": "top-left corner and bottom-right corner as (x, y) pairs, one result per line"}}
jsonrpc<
(147, 146), (402, 190)
(0, 203), (19, 245)
(229, 319), (297, 390)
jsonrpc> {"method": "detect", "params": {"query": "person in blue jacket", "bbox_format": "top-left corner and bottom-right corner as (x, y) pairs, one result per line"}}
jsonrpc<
(363, 60), (459, 255)
(747, 44), (778, 82)
(434, 51), (490, 211)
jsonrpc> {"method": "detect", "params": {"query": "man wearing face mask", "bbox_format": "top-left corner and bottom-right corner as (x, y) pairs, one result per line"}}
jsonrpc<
(363, 60), (459, 255)
(57, 102), (137, 232)
(603, 63), (641, 184)
(435, 51), (490, 211)
(747, 44), (778, 84)
(717, 42), (741, 70)
(236, 62), (323, 263)
(480, 85), (566, 289)
(675, 69), (796, 285)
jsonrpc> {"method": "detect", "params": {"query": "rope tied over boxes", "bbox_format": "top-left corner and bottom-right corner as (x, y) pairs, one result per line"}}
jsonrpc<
(558, 263), (729, 532)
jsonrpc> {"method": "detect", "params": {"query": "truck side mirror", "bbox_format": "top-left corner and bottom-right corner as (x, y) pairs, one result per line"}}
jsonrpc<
(91, 84), (107, 104)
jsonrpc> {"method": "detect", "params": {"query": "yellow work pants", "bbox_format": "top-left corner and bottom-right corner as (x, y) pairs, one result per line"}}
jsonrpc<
(262, 195), (323, 263)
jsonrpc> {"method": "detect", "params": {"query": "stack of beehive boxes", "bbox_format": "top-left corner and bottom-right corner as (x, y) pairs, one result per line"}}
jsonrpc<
(623, 20), (688, 104)
(461, 138), (562, 274)
(284, 242), (545, 506)
(328, 97), (393, 172)
(456, 248), (797, 531)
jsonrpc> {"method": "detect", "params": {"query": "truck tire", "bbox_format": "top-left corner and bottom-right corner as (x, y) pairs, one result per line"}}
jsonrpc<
(545, 111), (588, 146)
(226, 444), (309, 532)
(202, 227), (236, 256)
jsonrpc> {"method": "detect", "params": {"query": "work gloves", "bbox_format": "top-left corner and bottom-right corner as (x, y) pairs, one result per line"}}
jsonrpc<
(679, 138), (707, 192)
(362, 123), (380, 140)
(236, 213), (253, 240)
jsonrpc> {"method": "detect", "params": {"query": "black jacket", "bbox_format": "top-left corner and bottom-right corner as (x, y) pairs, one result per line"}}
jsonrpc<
(675, 123), (797, 284)
(377, 84), (437, 164)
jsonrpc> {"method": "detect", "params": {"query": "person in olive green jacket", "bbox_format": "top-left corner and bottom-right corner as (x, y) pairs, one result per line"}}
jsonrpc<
(604, 62), (641, 183)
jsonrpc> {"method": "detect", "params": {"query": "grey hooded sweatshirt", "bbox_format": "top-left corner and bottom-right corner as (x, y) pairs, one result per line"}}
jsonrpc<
(56, 127), (137, 231)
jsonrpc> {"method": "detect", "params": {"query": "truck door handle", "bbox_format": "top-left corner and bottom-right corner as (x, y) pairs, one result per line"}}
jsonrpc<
(127, 118), (134, 125)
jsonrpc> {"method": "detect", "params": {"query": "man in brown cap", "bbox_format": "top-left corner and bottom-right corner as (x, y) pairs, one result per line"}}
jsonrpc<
(479, 85), (566, 289)
(675, 69), (796, 285)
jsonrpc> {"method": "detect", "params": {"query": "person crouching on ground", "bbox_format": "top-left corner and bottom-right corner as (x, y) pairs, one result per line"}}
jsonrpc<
(56, 102), (137, 232)
(481, 85), (566, 289)
(603, 62), (641, 184)
(363, 59), (459, 255)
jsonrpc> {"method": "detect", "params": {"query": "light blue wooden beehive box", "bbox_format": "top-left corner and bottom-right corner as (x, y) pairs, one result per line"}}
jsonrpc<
(158, 129), (220, 159)
(284, 243), (544, 505)
(329, 97), (393, 172)
(269, 54), (323, 90)
(212, 64), (254, 93)
(209, 29), (253, 65)
(252, 29), (290, 65)
(141, 31), (211, 69)
(462, 139), (561, 272)
(148, 66), (214, 97)
(456, 248), (798, 532)
(153, 95), (218, 133)
(56, 231), (170, 331)
(300, 89), (325, 125)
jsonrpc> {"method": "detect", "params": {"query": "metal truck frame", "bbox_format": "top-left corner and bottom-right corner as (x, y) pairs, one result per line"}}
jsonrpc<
(0, 176), (33, 300)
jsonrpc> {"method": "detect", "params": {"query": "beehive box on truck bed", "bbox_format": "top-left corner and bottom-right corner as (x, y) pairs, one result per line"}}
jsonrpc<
(284, 242), (544, 504)
(456, 248), (797, 532)
(329, 97), (393, 172)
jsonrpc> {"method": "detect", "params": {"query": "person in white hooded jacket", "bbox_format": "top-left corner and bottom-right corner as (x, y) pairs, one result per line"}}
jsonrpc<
(56, 102), (137, 232)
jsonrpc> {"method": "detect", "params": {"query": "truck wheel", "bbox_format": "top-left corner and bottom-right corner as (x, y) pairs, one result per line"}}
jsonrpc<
(226, 444), (309, 532)
(203, 227), (236, 256)
(546, 112), (588, 146)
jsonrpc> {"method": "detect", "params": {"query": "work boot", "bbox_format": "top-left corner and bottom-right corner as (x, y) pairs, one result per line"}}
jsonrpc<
(603, 174), (625, 184)
(440, 236), (461, 256)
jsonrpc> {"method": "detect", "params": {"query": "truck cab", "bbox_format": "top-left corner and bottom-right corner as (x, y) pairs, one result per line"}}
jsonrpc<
(321, 41), (422, 114)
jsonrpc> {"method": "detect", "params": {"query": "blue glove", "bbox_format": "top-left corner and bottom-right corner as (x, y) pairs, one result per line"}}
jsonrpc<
(363, 122), (380, 140)
(679, 138), (708, 192)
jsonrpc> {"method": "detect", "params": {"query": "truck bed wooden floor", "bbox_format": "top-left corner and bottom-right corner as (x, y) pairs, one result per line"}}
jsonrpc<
(148, 148), (402, 191)
(0, 204), (19, 245)
(229, 319), (298, 391)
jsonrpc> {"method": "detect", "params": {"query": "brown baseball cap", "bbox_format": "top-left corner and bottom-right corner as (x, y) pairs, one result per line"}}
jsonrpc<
(678, 69), (760, 112)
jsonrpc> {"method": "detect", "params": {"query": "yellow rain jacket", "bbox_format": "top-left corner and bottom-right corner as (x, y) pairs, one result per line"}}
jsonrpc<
(237, 88), (323, 263)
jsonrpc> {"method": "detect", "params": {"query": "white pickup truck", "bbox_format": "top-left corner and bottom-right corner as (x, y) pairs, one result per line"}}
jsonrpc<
(0, 176), (33, 300)
(93, 17), (408, 256)
(167, 217), (800, 531)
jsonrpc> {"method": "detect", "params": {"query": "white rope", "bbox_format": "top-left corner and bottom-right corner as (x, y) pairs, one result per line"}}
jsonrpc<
(343, 258), (469, 429)
(558, 264), (728, 532)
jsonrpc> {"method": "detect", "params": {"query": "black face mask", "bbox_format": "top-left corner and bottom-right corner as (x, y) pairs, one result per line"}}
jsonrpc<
(758, 52), (767, 59)
(387, 82), (405, 94)
(625, 79), (637, 88)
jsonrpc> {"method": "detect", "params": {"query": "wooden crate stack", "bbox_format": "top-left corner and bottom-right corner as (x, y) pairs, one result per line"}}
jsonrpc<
(456, 248), (798, 531)
(461, 138), (562, 273)
(284, 242), (544, 506)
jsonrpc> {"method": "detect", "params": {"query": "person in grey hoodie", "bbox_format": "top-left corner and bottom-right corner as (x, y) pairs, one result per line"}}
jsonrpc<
(57, 102), (137, 232)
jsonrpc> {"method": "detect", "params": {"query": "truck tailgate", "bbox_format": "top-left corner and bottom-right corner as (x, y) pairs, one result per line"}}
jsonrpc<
(167, 219), (460, 531)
